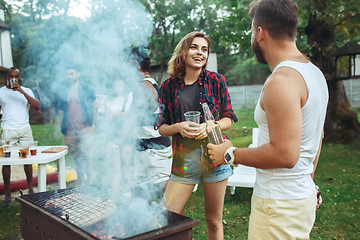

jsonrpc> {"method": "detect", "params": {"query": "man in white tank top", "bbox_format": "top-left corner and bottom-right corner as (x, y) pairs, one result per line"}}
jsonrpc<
(208, 0), (329, 239)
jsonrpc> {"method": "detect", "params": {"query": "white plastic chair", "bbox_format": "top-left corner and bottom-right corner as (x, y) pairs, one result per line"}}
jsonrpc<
(227, 128), (258, 195)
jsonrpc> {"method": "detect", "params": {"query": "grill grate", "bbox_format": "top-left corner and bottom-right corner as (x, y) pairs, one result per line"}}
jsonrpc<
(16, 173), (199, 240)
(31, 173), (169, 227)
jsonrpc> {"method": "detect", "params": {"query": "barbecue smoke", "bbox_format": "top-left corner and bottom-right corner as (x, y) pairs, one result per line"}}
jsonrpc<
(24, 0), (170, 237)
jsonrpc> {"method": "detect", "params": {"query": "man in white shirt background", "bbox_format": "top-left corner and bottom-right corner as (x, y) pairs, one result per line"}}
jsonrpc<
(0, 67), (41, 205)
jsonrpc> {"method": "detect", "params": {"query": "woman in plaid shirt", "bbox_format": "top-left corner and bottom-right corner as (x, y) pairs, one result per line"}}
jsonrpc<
(157, 31), (237, 239)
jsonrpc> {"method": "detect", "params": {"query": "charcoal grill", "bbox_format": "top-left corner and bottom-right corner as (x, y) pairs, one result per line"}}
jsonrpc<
(16, 174), (199, 240)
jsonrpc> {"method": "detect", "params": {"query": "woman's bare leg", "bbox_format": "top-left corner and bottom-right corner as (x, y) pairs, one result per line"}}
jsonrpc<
(163, 180), (195, 214)
(203, 179), (228, 240)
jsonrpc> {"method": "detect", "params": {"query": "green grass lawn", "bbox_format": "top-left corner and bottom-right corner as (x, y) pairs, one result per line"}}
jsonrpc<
(184, 142), (360, 240)
(1, 109), (359, 239)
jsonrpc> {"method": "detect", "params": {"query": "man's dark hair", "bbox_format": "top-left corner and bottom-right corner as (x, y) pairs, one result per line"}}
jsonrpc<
(249, 0), (298, 40)
(6, 67), (21, 75)
(6, 67), (23, 85)
(132, 46), (151, 72)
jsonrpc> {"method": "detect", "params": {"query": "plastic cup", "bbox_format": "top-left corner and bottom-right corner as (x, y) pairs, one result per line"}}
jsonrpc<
(20, 148), (28, 158)
(16, 141), (32, 158)
(18, 141), (29, 159)
(10, 79), (16, 89)
(184, 111), (201, 128)
(30, 141), (38, 156)
(3, 145), (11, 158)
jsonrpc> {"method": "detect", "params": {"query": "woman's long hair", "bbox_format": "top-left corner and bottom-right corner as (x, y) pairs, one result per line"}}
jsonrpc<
(167, 31), (211, 78)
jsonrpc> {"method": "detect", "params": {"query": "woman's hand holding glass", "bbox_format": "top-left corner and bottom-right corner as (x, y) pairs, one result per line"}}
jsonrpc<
(177, 121), (206, 139)
(194, 123), (207, 140)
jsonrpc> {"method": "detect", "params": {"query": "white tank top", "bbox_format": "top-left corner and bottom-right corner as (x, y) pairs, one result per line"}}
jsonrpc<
(137, 77), (161, 139)
(253, 61), (329, 199)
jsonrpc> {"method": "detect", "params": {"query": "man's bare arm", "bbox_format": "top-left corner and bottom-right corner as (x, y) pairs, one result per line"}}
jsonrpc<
(208, 67), (308, 169)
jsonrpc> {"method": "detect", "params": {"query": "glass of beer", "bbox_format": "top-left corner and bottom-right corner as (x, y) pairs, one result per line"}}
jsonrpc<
(0, 137), (5, 157)
(20, 148), (28, 158)
(19, 142), (30, 159)
(3, 145), (11, 158)
(184, 111), (201, 129)
(0, 146), (4, 157)
(30, 141), (38, 156)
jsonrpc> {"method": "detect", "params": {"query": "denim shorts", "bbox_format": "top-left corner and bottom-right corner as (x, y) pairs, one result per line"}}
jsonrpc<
(170, 147), (233, 184)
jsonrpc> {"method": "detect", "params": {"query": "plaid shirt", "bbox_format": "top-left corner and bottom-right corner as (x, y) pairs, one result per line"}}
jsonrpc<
(158, 68), (238, 177)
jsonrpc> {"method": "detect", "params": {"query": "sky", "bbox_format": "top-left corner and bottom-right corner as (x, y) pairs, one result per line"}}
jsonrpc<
(68, 0), (91, 19)
(4, 0), (92, 20)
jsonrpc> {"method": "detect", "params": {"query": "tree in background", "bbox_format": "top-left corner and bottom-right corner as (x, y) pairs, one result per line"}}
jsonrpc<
(1, 0), (78, 86)
(297, 0), (360, 143)
(141, 0), (233, 82)
(217, 0), (270, 85)
(0, 0), (79, 113)
(139, 0), (264, 85)
(225, 0), (360, 143)
(4, 0), (263, 86)
(3, 0), (360, 143)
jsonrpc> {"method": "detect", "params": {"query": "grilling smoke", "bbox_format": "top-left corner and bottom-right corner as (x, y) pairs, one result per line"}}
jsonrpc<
(27, 0), (169, 236)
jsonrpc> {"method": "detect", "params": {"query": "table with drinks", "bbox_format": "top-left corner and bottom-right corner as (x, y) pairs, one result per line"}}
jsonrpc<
(0, 142), (68, 192)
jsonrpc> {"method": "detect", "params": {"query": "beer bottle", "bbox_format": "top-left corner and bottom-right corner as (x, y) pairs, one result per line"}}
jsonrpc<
(201, 102), (224, 145)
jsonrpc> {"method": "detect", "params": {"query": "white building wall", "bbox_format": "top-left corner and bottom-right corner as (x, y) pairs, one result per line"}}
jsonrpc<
(354, 55), (360, 76)
(1, 30), (13, 67)
(0, 8), (13, 68)
(207, 53), (218, 72)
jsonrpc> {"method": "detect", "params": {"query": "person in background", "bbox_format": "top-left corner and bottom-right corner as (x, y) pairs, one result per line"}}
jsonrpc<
(57, 66), (95, 186)
(0, 67), (41, 205)
(207, 0), (328, 239)
(132, 46), (172, 182)
(157, 31), (237, 239)
(92, 70), (135, 187)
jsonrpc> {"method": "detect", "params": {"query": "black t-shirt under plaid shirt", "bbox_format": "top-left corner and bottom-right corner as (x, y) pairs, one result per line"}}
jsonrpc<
(157, 68), (238, 177)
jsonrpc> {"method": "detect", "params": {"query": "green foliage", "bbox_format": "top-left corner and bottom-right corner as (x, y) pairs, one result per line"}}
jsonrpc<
(219, 0), (253, 55)
(296, 0), (360, 75)
(140, 0), (200, 64)
(143, 0), (360, 85)
(4, 0), (360, 88)
(139, 0), (256, 84)
(226, 57), (270, 86)
(9, 13), (82, 87)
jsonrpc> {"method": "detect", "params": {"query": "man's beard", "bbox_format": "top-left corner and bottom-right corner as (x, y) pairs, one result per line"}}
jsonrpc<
(252, 39), (267, 65)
